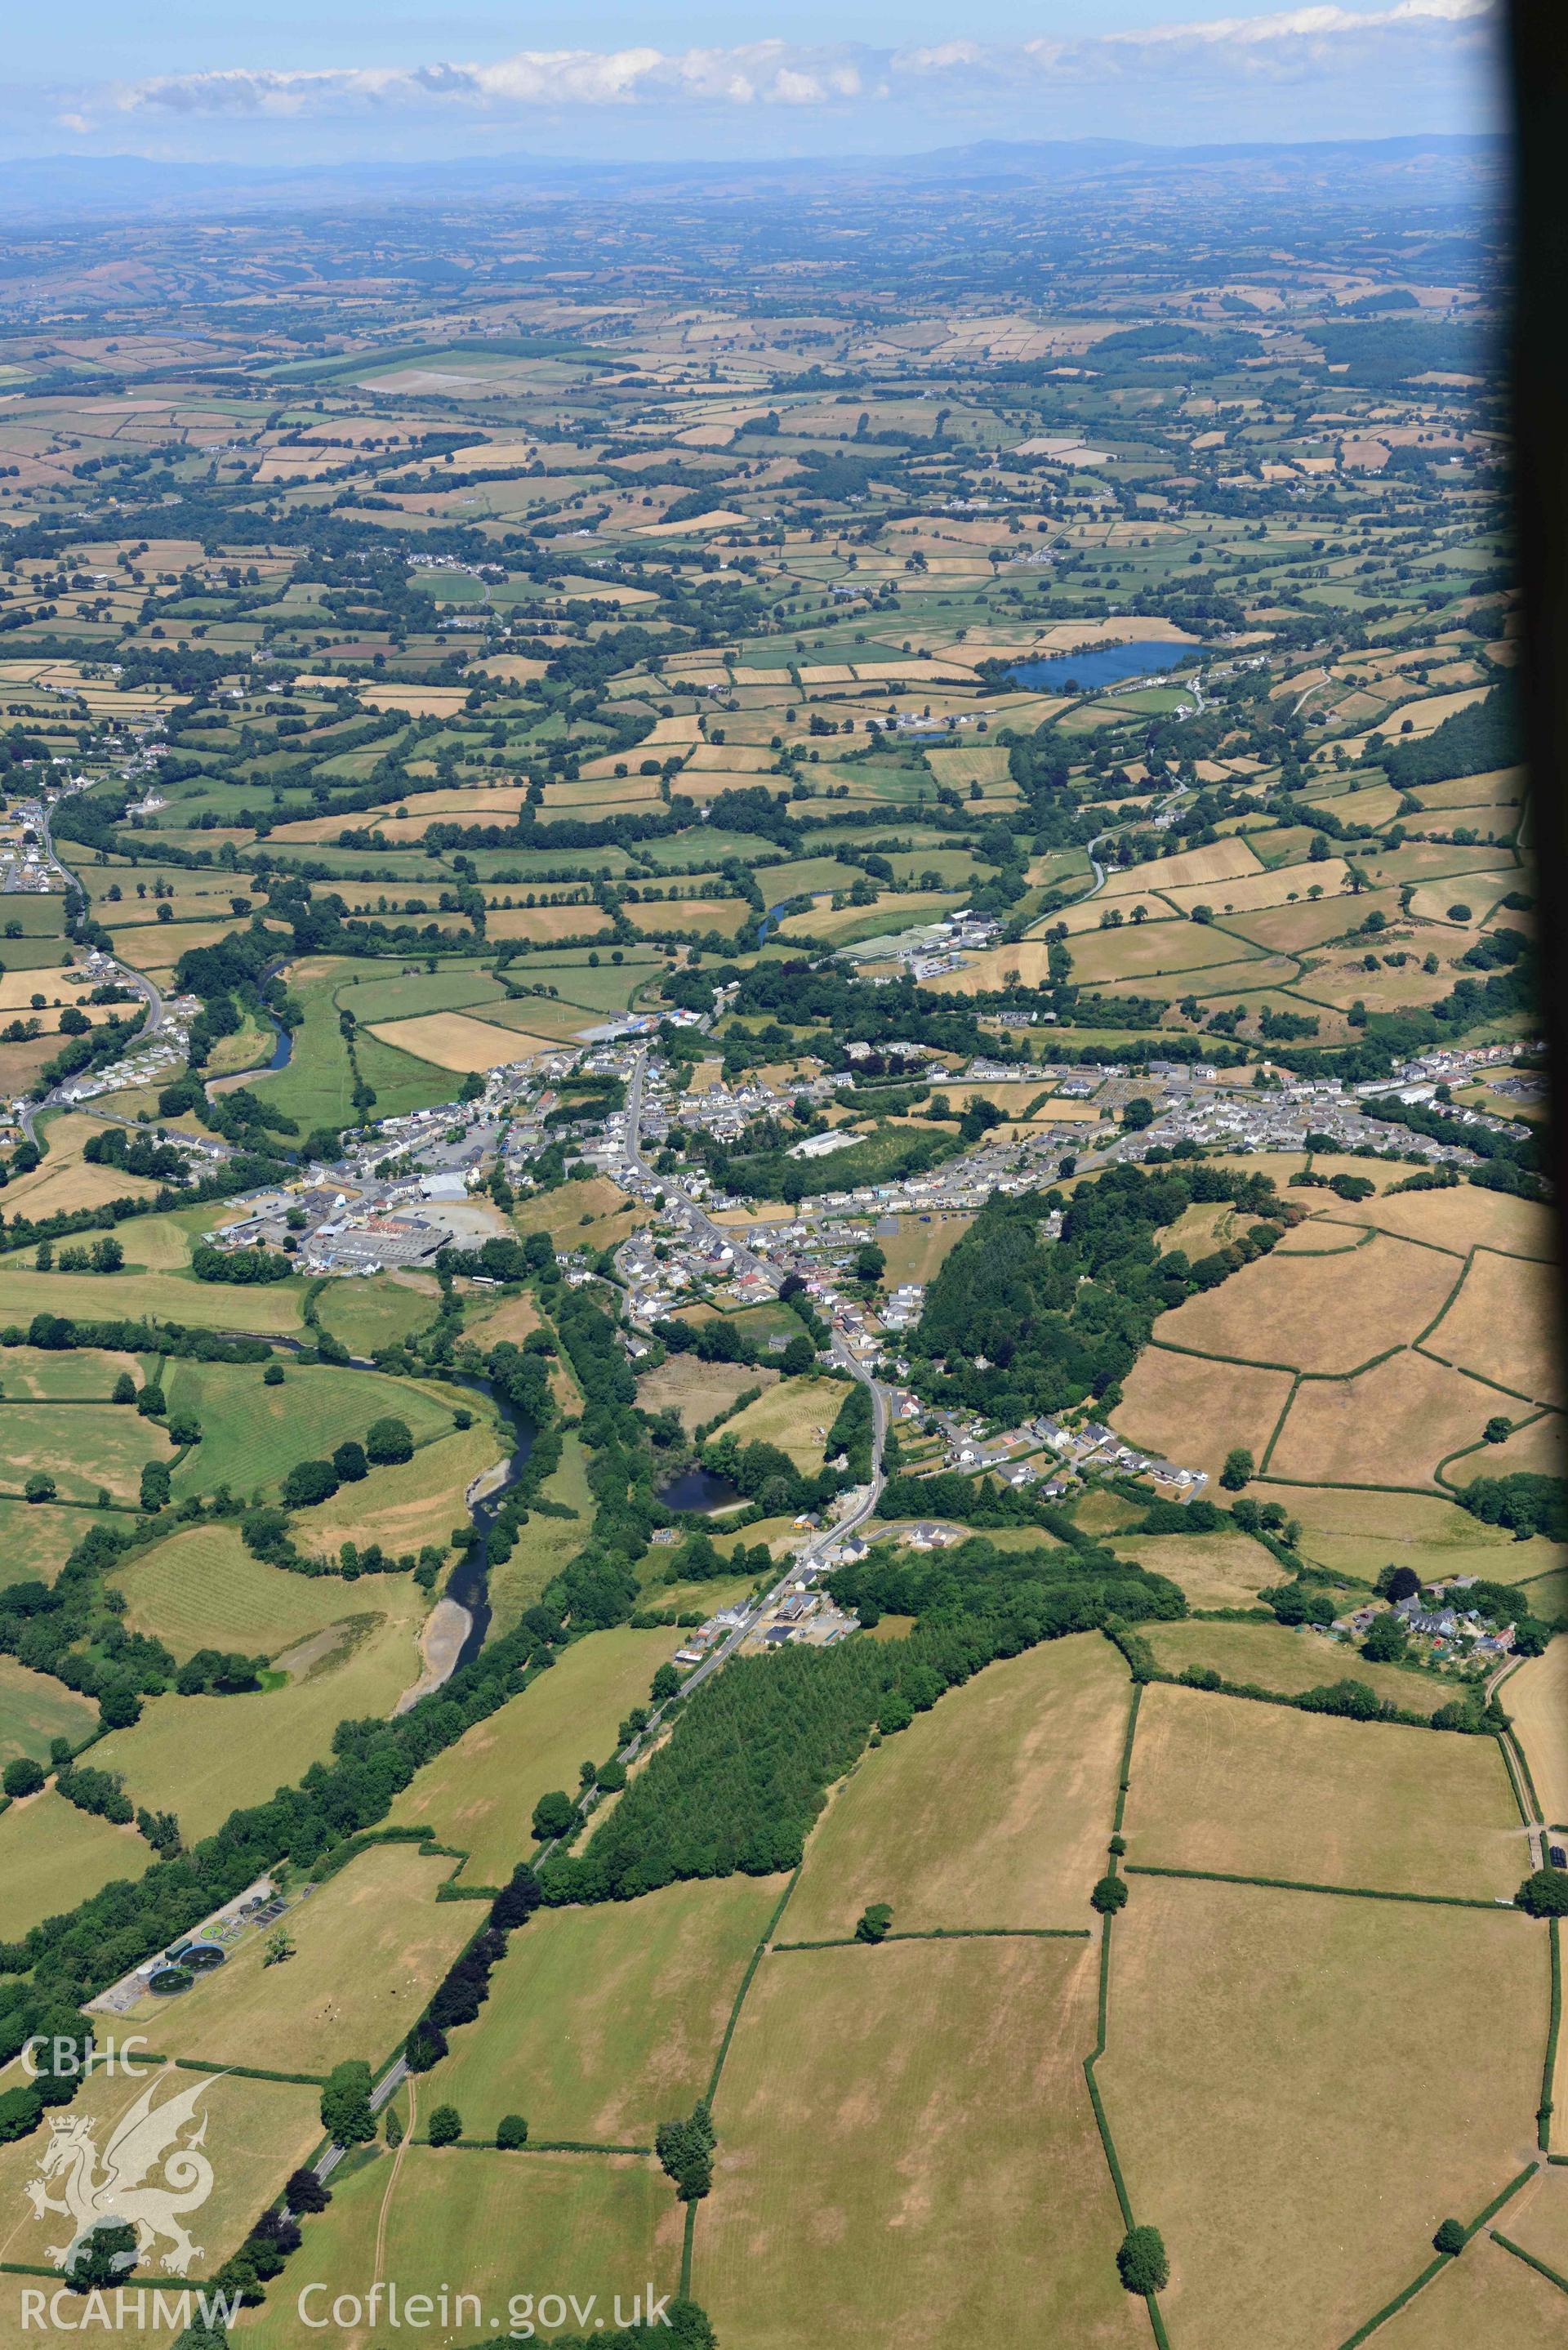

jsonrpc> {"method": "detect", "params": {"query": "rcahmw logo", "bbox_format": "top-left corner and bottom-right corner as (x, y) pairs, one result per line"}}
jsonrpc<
(24, 2071), (221, 2277)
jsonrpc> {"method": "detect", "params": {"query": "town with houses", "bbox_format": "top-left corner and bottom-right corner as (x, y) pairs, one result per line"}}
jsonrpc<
(0, 753), (1542, 1679)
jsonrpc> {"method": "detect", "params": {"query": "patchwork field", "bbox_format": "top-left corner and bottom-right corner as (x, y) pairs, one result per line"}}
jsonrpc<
(1336, 1184), (1557, 1260)
(0, 1653), (99, 1766)
(388, 1627), (681, 1882)
(1370, 2228), (1568, 2348)
(1111, 1347), (1295, 1483)
(439, 1875), (785, 2142)
(1098, 1878), (1545, 2350)
(1098, 837), (1263, 896)
(783, 1631), (1129, 1940)
(1150, 1234), (1461, 1374)
(1265, 1349), (1503, 1487)
(1143, 1618), (1462, 1717)
(1281, 1483), (1564, 1585)
(367, 1010), (551, 1069)
(1422, 1246), (1563, 1407)
(0, 176), (1545, 2350)
(1503, 2165), (1568, 2290)
(1503, 1637), (1568, 1830)
(698, 1936), (1142, 2349)
(0, 1787), (146, 1941)
(1125, 1682), (1524, 1897)
(246, 2145), (680, 2349)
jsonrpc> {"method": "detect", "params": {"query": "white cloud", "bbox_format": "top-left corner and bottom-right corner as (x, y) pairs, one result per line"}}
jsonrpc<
(108, 2), (1497, 121)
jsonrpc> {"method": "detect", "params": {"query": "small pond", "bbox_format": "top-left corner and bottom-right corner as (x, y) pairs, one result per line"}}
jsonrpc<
(657, 1465), (746, 1514)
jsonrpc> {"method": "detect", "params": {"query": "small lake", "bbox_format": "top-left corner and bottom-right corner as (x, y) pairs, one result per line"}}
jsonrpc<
(657, 1465), (746, 1514)
(1009, 640), (1196, 693)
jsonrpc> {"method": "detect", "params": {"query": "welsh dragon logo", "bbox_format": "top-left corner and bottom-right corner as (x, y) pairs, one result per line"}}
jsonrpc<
(24, 2071), (220, 2276)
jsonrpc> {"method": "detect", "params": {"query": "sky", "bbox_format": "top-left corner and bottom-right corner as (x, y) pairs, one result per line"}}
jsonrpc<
(4, 0), (1507, 167)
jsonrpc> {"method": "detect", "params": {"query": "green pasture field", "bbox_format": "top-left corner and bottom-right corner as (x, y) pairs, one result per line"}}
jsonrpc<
(639, 829), (782, 868)
(161, 1356), (457, 1501)
(1280, 1482), (1563, 1586)
(304, 1420), (506, 1558)
(314, 1272), (442, 1356)
(678, 1297), (802, 1349)
(1069, 1488), (1146, 1537)
(257, 962), (454, 1131)
(0, 1652), (98, 1766)
(332, 965), (507, 1023)
(439, 1875), (786, 2142)
(0, 1788), (146, 1941)
(698, 1937), (1140, 2350)
(1143, 1619), (1464, 1717)
(1098, 1879), (1544, 2350)
(785, 1631), (1129, 1941)
(0, 931), (71, 967)
(0, 894), (66, 934)
(1124, 1682), (1524, 1899)
(0, 1342), (142, 1398)
(389, 1626), (682, 1884)
(0, 1398), (165, 1505)
(91, 1578), (430, 1839)
(114, 1205), (209, 1269)
(120, 1841), (474, 2075)
(0, 1496), (118, 1582)
(245, 2147), (679, 2348)
(0, 1259), (307, 1331)
(487, 1431), (593, 1637)
(116, 1523), (364, 1660)
(485, 952), (667, 1014)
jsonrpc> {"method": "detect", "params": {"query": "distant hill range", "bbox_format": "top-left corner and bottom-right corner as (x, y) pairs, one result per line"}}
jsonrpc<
(1, 133), (1504, 223)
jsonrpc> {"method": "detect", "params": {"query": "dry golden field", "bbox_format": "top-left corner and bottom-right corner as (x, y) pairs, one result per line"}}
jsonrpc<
(1098, 1878), (1544, 2350)
(783, 1632), (1129, 1941)
(1368, 2230), (1566, 2349)
(699, 1937), (1142, 2350)
(1151, 1234), (1460, 1374)
(1112, 1348), (1295, 1483)
(1266, 1350), (1499, 1487)
(1125, 1683), (1525, 1898)
(1503, 1637), (1568, 1830)
(1422, 1246), (1563, 1406)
